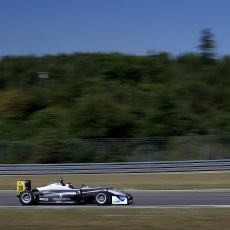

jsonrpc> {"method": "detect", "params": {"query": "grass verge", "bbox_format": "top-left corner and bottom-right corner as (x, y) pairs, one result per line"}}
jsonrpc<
(1, 171), (230, 190)
(0, 208), (229, 230)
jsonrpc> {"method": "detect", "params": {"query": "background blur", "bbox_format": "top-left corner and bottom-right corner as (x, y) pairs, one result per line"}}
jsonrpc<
(0, 29), (229, 163)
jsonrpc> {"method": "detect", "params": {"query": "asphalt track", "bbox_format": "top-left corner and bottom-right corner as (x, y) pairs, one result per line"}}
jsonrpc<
(1, 190), (230, 208)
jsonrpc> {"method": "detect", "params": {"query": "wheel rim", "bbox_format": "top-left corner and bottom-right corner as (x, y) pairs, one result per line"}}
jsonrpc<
(96, 193), (106, 204)
(22, 193), (32, 203)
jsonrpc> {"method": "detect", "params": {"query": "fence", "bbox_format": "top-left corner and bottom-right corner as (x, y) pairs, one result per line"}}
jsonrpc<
(0, 136), (229, 164)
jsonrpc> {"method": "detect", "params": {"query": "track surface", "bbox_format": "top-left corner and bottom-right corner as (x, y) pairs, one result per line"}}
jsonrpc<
(1, 190), (230, 207)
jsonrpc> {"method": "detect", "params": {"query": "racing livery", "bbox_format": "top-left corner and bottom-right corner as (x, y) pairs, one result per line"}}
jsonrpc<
(16, 179), (133, 206)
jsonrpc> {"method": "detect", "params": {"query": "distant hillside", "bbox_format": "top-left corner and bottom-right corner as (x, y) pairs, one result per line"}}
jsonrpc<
(0, 52), (229, 141)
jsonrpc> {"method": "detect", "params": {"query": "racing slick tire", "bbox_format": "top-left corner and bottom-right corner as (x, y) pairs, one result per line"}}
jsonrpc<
(95, 192), (110, 206)
(19, 190), (35, 205)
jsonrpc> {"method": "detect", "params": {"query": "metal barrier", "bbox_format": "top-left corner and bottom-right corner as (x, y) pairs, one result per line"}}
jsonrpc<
(1, 159), (230, 175)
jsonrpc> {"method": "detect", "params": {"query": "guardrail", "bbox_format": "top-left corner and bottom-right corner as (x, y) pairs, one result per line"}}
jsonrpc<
(1, 159), (230, 175)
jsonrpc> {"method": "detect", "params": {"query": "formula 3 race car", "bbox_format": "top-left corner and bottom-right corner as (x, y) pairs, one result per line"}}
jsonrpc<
(16, 179), (133, 206)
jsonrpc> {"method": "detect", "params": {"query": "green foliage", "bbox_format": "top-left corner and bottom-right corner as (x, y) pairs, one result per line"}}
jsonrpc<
(34, 137), (69, 163)
(0, 51), (229, 145)
(26, 107), (68, 139)
(69, 93), (134, 138)
(155, 137), (230, 161)
(0, 142), (34, 163)
(0, 88), (31, 120)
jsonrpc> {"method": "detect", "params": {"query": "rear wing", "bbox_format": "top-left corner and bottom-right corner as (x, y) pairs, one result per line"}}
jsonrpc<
(16, 180), (31, 197)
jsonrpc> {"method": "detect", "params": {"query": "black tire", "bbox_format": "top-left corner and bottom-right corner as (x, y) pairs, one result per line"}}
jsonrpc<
(95, 192), (110, 206)
(19, 190), (35, 205)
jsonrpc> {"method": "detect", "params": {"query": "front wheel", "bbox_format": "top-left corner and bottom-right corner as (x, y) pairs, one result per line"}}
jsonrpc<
(19, 190), (35, 205)
(95, 192), (110, 205)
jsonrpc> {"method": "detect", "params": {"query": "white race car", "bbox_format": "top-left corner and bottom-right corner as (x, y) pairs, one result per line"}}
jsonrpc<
(16, 179), (133, 206)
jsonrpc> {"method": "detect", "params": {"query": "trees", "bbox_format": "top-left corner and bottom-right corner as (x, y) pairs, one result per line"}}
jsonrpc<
(69, 93), (134, 138)
(198, 28), (216, 64)
(0, 88), (31, 120)
(0, 49), (229, 142)
(0, 49), (229, 163)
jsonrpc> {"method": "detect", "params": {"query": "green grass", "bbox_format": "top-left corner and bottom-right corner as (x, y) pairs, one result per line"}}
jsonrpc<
(1, 171), (230, 190)
(0, 208), (229, 230)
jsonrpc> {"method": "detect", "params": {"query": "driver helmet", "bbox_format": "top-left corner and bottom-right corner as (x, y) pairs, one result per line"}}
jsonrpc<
(58, 178), (64, 185)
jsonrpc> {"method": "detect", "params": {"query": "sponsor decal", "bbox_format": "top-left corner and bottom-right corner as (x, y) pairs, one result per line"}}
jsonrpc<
(119, 196), (127, 201)
(52, 197), (71, 201)
(39, 197), (49, 201)
(112, 196), (128, 205)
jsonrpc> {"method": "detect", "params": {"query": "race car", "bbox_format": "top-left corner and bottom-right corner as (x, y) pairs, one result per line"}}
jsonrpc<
(16, 179), (133, 206)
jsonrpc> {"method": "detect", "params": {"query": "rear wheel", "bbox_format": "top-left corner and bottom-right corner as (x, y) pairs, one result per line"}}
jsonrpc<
(95, 192), (110, 205)
(19, 191), (35, 205)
